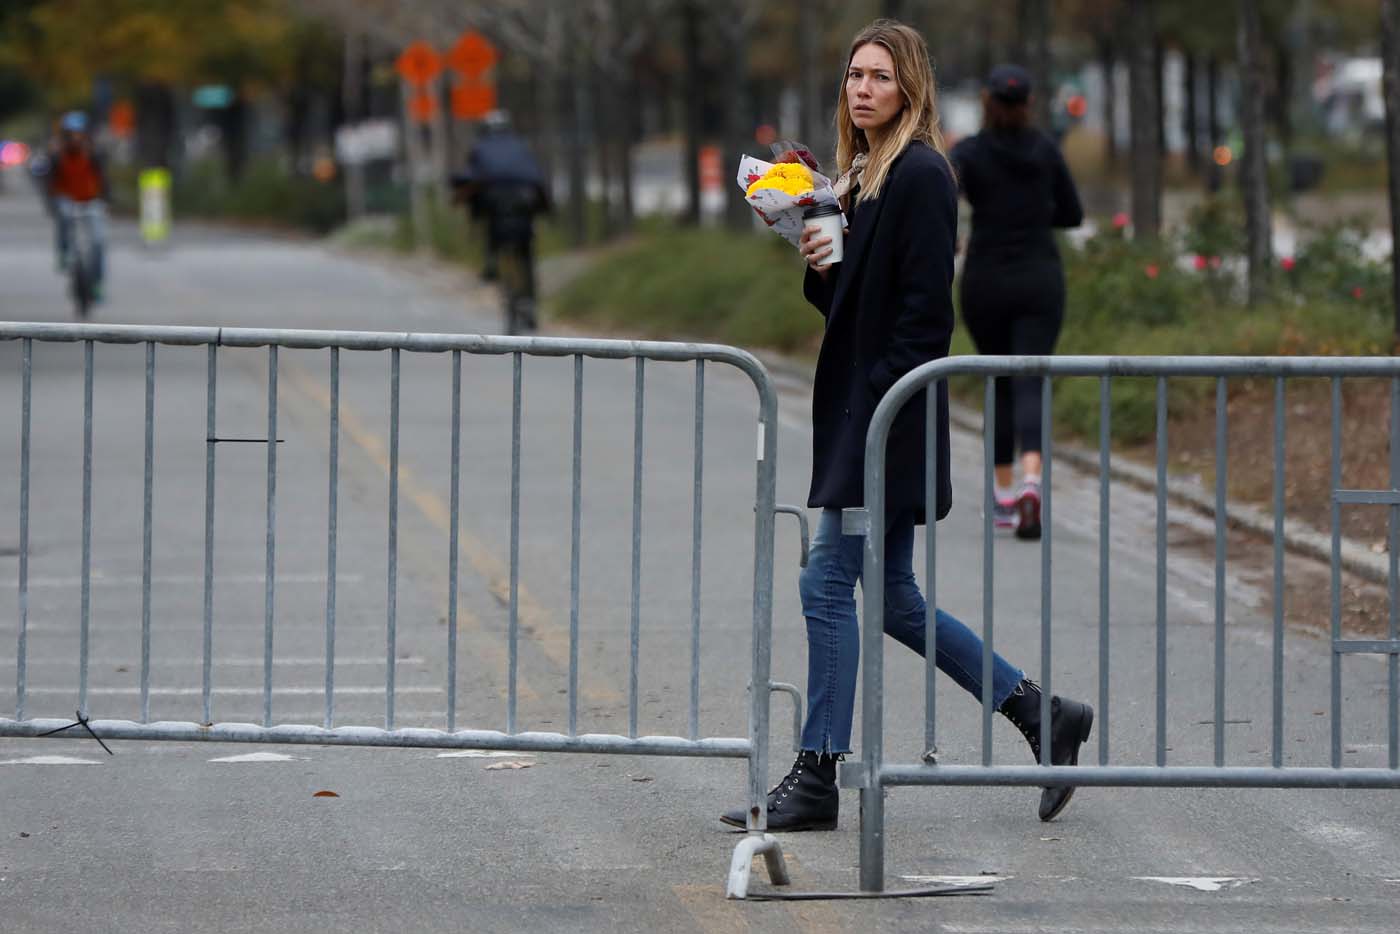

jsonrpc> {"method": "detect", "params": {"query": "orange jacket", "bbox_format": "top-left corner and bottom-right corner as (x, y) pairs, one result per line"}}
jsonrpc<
(50, 149), (105, 202)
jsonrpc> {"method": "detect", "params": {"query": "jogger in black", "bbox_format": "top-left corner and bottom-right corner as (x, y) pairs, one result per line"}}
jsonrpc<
(951, 64), (1083, 539)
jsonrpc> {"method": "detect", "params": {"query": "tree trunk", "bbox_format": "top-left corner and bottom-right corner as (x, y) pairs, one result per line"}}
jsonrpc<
(217, 96), (249, 183)
(618, 59), (639, 232)
(721, 14), (752, 231)
(1127, 0), (1161, 240)
(1273, 34), (1293, 146)
(682, 0), (703, 225)
(1019, 0), (1053, 130)
(1184, 51), (1200, 175)
(798, 4), (826, 163)
(1238, 0), (1273, 305)
(1155, 40), (1167, 160)
(1382, 0), (1400, 342)
(1207, 56), (1221, 148)
(592, 61), (615, 240)
(1098, 34), (1118, 169)
(566, 40), (589, 246)
(135, 82), (177, 170)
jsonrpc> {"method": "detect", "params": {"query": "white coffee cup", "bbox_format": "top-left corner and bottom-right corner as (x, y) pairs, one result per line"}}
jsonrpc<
(803, 205), (845, 266)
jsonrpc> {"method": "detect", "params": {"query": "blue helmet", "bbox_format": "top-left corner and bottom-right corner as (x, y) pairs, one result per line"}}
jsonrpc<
(60, 111), (88, 133)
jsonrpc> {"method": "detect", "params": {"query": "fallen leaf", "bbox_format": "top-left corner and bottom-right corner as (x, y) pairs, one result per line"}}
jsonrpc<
(485, 761), (533, 771)
(632, 776), (654, 783)
(1039, 836), (1062, 842)
(18, 832), (29, 838)
(313, 790), (339, 798)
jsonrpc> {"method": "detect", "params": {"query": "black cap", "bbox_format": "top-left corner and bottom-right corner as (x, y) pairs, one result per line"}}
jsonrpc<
(987, 64), (1032, 104)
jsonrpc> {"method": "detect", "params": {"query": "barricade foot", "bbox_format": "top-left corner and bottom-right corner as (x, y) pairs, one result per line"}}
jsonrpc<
(725, 832), (790, 899)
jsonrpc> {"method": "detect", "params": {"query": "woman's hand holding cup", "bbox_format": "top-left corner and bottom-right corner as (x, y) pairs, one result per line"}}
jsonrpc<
(800, 224), (835, 276)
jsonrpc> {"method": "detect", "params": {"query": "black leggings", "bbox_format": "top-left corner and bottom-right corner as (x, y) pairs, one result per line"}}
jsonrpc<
(960, 259), (1065, 467)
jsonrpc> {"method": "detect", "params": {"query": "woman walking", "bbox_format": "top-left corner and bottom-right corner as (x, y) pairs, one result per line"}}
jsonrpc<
(720, 21), (1092, 833)
(950, 65), (1084, 540)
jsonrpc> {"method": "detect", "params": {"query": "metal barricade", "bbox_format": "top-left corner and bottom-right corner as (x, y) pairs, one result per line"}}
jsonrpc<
(0, 322), (799, 899)
(844, 355), (1400, 892)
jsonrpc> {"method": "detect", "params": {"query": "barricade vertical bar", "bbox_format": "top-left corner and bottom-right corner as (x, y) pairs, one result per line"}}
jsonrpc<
(1156, 377), (1168, 766)
(508, 351), (521, 733)
(1389, 377), (1398, 768)
(263, 346), (278, 728)
(1040, 376), (1053, 765)
(689, 360), (704, 741)
(748, 381), (780, 844)
(325, 348), (339, 729)
(16, 339), (31, 721)
(79, 340), (93, 717)
(859, 408), (889, 893)
(1214, 377), (1227, 766)
(203, 345), (217, 725)
(982, 376), (995, 764)
(1330, 377), (1342, 767)
(924, 384), (938, 755)
(386, 348), (400, 731)
(447, 350), (461, 733)
(1098, 376), (1111, 764)
(141, 342), (155, 724)
(569, 355), (583, 737)
(630, 357), (645, 740)
(1272, 377), (1285, 767)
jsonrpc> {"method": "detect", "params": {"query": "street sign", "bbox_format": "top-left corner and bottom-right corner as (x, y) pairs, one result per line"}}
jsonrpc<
(109, 100), (135, 138)
(451, 82), (496, 121)
(446, 31), (497, 78)
(192, 85), (233, 109)
(334, 119), (398, 165)
(396, 41), (442, 85)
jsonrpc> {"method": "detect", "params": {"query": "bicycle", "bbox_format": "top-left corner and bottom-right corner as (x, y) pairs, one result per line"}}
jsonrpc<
(496, 239), (538, 336)
(59, 200), (105, 318)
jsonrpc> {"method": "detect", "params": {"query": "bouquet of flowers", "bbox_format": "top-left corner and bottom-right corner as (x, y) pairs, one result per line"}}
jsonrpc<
(736, 140), (843, 250)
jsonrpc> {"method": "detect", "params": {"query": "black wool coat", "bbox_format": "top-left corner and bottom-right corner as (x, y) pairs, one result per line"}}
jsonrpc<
(802, 141), (955, 525)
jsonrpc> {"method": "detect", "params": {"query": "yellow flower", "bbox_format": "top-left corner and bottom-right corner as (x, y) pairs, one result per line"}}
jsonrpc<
(746, 162), (814, 198)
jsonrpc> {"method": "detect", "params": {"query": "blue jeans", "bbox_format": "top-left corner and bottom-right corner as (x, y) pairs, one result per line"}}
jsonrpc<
(798, 508), (1025, 754)
(55, 197), (106, 286)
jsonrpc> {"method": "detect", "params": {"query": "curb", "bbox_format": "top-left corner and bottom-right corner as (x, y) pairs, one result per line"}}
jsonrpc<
(753, 350), (1390, 587)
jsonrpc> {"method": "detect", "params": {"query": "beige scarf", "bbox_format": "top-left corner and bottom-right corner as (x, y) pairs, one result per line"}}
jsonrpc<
(832, 153), (868, 212)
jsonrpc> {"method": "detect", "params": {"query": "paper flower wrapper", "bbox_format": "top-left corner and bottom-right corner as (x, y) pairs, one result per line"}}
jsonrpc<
(736, 154), (843, 249)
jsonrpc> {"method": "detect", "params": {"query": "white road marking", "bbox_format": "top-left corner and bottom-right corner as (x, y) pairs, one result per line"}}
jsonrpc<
(18, 657), (424, 666)
(0, 572), (362, 589)
(1132, 876), (1259, 892)
(21, 686), (444, 696)
(0, 755), (102, 765)
(900, 874), (1008, 886)
(435, 749), (535, 758)
(208, 752), (308, 763)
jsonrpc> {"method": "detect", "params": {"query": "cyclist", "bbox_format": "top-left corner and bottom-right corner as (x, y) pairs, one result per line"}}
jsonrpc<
(452, 111), (548, 331)
(48, 111), (109, 301)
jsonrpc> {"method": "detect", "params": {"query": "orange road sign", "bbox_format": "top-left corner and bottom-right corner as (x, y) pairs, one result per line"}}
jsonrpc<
(409, 89), (438, 123)
(452, 81), (497, 120)
(109, 100), (136, 138)
(397, 41), (442, 86)
(446, 31), (498, 78)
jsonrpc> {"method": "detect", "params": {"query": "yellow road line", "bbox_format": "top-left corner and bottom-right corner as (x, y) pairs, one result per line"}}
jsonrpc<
(280, 358), (620, 705)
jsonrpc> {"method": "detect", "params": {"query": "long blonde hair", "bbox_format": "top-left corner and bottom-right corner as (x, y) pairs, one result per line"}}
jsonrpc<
(835, 19), (950, 203)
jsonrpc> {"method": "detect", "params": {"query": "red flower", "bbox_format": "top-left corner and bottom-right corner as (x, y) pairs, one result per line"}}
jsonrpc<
(1112, 212), (1130, 230)
(1209, 255), (1222, 269)
(1144, 264), (1160, 279)
(1193, 254), (1208, 271)
(1353, 286), (1365, 300)
(1280, 256), (1296, 272)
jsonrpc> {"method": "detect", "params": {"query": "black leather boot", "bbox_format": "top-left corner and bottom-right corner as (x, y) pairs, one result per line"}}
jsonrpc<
(999, 679), (1094, 821)
(719, 750), (839, 832)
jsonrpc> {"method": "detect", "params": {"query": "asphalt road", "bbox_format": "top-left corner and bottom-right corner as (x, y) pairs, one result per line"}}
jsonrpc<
(1, 169), (1397, 933)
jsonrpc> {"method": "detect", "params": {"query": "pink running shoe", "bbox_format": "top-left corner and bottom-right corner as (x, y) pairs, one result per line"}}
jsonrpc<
(1016, 480), (1042, 541)
(992, 496), (1019, 532)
